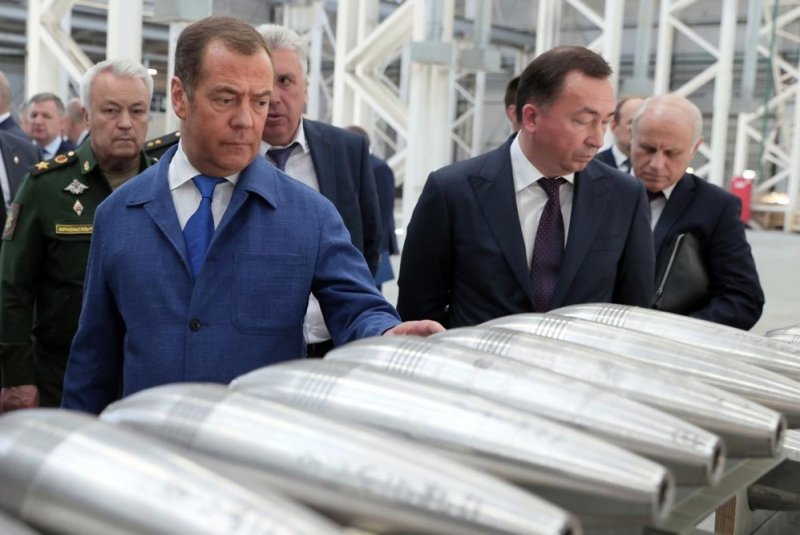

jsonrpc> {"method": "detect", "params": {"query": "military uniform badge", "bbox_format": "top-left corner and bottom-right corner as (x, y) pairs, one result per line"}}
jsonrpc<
(2, 203), (20, 240)
(64, 179), (90, 195)
(73, 200), (84, 216)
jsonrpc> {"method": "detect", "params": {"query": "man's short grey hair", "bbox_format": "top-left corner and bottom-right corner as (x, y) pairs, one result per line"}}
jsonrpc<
(79, 59), (154, 109)
(632, 94), (703, 146)
(256, 24), (308, 79)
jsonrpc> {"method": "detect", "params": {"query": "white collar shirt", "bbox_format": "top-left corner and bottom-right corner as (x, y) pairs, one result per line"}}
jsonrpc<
(168, 141), (238, 230)
(510, 134), (575, 269)
(260, 119), (318, 191)
(649, 181), (677, 230)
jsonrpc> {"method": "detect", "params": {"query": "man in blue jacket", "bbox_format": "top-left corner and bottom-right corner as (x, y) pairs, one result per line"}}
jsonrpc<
(61, 16), (441, 414)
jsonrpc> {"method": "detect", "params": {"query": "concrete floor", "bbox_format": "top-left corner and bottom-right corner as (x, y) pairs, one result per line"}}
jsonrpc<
(381, 229), (799, 334)
(747, 230), (800, 335)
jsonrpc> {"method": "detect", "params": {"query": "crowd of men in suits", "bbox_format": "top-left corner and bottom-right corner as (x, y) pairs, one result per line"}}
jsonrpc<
(0, 16), (764, 415)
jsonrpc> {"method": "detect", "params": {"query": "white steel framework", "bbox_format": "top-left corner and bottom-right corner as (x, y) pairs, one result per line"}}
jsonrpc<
(25, 0), (92, 97)
(733, 2), (800, 232)
(654, 0), (737, 187)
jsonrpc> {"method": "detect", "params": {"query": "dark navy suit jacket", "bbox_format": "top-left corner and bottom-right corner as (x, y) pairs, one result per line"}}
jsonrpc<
(654, 173), (763, 329)
(0, 116), (28, 141)
(371, 155), (398, 255)
(62, 146), (400, 413)
(0, 130), (40, 221)
(304, 119), (381, 274)
(55, 138), (77, 156)
(595, 147), (617, 168)
(397, 137), (655, 327)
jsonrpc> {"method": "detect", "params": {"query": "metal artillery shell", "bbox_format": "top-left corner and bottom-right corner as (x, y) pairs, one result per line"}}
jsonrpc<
(232, 359), (674, 527)
(554, 304), (800, 382)
(101, 383), (578, 535)
(437, 325), (785, 459)
(326, 335), (723, 485)
(0, 512), (39, 535)
(0, 409), (341, 535)
(486, 312), (800, 428)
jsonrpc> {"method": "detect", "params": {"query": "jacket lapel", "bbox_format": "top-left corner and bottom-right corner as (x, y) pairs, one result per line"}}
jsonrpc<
(303, 119), (336, 203)
(469, 140), (536, 307)
(128, 147), (193, 275)
(653, 174), (694, 252)
(549, 162), (609, 307)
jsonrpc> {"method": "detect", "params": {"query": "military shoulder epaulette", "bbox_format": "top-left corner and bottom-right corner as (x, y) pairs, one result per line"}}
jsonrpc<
(30, 150), (79, 177)
(144, 131), (180, 153)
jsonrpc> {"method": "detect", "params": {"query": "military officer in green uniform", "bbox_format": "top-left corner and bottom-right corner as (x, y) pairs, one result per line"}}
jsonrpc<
(0, 59), (178, 411)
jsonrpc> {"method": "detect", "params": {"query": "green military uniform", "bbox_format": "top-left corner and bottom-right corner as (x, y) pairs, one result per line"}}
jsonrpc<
(0, 132), (179, 406)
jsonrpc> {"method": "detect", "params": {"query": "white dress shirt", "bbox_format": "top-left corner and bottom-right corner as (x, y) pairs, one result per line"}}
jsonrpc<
(0, 149), (11, 208)
(168, 142), (238, 230)
(649, 182), (677, 230)
(40, 137), (62, 160)
(510, 135), (574, 269)
(611, 144), (633, 174)
(261, 120), (330, 345)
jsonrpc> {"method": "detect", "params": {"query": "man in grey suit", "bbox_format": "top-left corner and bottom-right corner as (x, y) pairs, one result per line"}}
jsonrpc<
(398, 46), (654, 327)
(257, 24), (381, 357)
(595, 96), (644, 173)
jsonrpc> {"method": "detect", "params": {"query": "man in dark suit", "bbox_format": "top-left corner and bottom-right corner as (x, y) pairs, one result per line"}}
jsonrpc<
(258, 24), (382, 357)
(595, 96), (643, 173)
(397, 46), (654, 328)
(28, 93), (76, 159)
(61, 16), (441, 414)
(0, 72), (28, 141)
(630, 94), (764, 329)
(0, 130), (40, 225)
(346, 125), (399, 290)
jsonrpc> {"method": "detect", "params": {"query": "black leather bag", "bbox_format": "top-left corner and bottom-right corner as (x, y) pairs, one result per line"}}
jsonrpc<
(652, 232), (710, 314)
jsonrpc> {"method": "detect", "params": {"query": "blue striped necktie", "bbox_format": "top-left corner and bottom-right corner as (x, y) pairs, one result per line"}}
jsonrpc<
(183, 174), (224, 277)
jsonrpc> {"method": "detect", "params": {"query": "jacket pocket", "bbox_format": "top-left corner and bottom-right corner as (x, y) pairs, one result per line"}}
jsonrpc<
(231, 252), (311, 334)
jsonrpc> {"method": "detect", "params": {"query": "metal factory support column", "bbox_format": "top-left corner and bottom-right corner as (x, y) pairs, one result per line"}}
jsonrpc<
(400, 0), (454, 234)
(153, 0), (212, 133)
(25, 0), (90, 97)
(708, 0), (736, 188)
(332, 0), (362, 127)
(602, 0), (625, 92)
(536, 0), (562, 55)
(106, 0), (143, 63)
(653, 0), (737, 186)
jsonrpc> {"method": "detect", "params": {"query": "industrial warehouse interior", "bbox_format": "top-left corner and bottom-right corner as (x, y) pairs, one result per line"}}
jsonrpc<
(0, 1), (799, 535)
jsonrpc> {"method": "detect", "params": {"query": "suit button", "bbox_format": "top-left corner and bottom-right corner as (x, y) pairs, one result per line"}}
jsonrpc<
(189, 319), (201, 331)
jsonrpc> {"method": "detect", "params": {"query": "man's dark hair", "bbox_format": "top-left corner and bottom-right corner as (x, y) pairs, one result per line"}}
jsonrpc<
(504, 75), (520, 109)
(175, 16), (270, 99)
(515, 46), (612, 123)
(346, 125), (370, 147)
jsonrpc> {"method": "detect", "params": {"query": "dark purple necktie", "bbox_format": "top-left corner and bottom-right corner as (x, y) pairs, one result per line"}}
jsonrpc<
(531, 177), (566, 312)
(266, 142), (299, 171)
